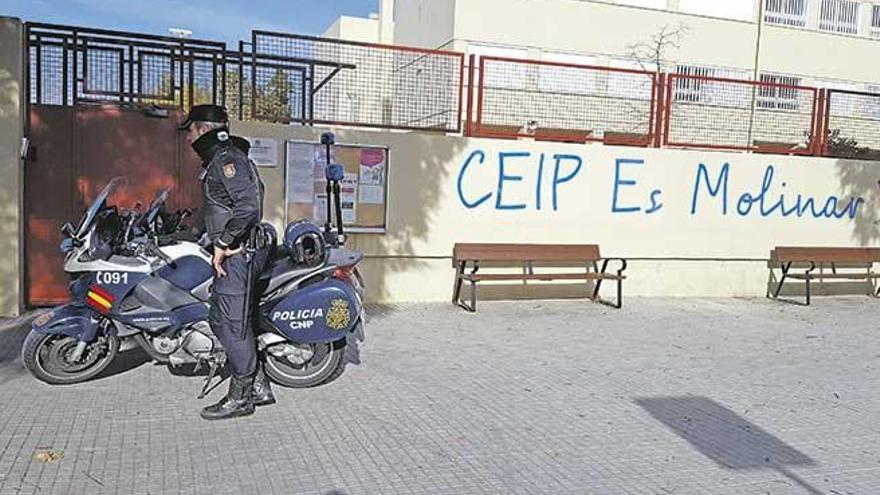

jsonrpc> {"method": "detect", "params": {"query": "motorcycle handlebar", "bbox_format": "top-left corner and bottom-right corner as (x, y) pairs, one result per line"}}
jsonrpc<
(148, 240), (177, 269)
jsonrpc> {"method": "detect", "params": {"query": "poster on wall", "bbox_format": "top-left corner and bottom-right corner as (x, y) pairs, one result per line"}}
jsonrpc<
(358, 148), (386, 204)
(243, 137), (278, 167)
(285, 140), (388, 232)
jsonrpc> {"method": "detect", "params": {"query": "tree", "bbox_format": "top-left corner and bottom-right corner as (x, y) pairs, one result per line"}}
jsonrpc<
(619, 23), (690, 137)
(255, 69), (294, 122)
(140, 73), (213, 110)
(223, 69), (254, 120)
(626, 23), (689, 75)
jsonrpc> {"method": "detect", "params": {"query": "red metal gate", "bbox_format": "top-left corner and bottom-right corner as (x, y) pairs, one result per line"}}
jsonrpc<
(25, 104), (201, 306)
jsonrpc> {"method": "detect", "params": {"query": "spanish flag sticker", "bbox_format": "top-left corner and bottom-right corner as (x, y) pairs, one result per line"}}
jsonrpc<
(86, 286), (114, 313)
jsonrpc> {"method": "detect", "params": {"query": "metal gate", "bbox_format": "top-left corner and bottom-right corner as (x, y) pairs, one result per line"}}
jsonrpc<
(25, 104), (202, 306)
(23, 23), (220, 306)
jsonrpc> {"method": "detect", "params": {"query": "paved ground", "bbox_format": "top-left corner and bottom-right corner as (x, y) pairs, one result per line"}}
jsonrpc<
(1, 298), (880, 494)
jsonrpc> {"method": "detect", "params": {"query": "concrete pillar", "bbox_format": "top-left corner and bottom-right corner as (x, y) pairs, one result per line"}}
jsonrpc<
(806, 0), (822, 29)
(859, 2), (873, 37)
(379, 0), (395, 44)
(0, 17), (23, 316)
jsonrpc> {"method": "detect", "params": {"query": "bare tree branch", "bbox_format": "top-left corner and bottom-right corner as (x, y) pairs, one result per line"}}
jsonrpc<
(625, 23), (690, 74)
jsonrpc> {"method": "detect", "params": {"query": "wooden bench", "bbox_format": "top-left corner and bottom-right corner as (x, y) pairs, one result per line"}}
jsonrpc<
(452, 243), (627, 312)
(603, 132), (650, 147)
(753, 140), (807, 155)
(534, 127), (594, 143)
(769, 246), (880, 305)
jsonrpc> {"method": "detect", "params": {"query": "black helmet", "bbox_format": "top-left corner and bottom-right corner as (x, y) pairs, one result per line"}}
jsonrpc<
(283, 220), (326, 267)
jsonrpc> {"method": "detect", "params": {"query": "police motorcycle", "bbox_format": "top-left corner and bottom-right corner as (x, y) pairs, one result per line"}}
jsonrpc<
(22, 132), (366, 396)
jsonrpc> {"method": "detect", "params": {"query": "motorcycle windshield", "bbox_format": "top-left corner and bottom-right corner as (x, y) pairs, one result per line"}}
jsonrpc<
(75, 176), (126, 238)
(144, 187), (170, 226)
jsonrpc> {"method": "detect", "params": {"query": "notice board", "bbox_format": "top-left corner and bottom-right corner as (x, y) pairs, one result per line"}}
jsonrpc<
(285, 140), (389, 233)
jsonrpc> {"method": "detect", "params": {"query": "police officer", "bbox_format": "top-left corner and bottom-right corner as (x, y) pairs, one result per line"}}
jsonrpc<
(180, 104), (275, 420)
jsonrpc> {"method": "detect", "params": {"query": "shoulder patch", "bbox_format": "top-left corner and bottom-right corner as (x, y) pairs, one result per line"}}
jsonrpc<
(223, 163), (236, 178)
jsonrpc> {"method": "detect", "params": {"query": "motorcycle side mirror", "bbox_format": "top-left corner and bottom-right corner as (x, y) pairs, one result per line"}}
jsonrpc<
(320, 132), (335, 146)
(325, 163), (344, 181)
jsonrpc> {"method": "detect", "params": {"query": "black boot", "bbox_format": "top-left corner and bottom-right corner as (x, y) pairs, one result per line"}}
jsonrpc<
(200, 375), (255, 420)
(253, 365), (276, 406)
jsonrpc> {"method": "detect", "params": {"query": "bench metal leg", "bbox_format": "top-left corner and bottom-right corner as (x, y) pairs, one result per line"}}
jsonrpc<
(805, 275), (811, 306)
(470, 280), (477, 312)
(771, 262), (792, 299)
(803, 263), (816, 306)
(592, 259), (610, 301)
(454, 264), (479, 313)
(452, 261), (465, 304)
(617, 278), (623, 309)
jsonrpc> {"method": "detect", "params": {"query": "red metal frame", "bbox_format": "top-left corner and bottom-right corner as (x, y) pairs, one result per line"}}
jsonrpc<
(465, 54), (476, 137)
(471, 55), (658, 145)
(251, 30), (466, 134)
(664, 73), (820, 155)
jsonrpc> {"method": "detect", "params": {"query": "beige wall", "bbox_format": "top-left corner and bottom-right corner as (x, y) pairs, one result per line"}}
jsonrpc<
(322, 16), (380, 43)
(339, 17), (381, 43)
(230, 120), (880, 303)
(0, 17), (22, 316)
(392, 0), (456, 49)
(396, 0), (880, 86)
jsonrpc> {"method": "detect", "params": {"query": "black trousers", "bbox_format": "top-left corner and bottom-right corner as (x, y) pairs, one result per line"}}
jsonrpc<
(209, 250), (269, 379)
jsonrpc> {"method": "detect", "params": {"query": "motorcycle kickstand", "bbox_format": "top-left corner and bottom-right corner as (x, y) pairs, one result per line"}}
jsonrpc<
(197, 361), (221, 399)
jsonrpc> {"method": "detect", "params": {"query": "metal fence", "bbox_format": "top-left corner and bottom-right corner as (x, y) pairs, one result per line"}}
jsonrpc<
(472, 56), (657, 145)
(27, 23), (227, 108)
(822, 89), (880, 159)
(26, 23), (465, 134)
(250, 31), (464, 132)
(23, 22), (880, 160)
(664, 73), (819, 155)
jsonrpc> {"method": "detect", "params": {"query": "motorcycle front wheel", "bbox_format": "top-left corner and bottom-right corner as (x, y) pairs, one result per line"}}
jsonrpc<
(264, 339), (346, 388)
(21, 331), (119, 385)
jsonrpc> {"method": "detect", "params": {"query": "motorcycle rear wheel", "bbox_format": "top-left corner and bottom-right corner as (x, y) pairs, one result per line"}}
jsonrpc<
(22, 331), (119, 385)
(264, 339), (346, 388)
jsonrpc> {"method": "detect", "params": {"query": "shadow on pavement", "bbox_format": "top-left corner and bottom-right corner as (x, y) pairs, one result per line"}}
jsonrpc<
(0, 311), (41, 385)
(636, 396), (822, 495)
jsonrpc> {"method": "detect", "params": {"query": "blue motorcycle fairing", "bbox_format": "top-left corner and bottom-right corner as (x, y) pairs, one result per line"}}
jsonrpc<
(158, 255), (212, 291)
(32, 303), (99, 342)
(262, 278), (360, 344)
(115, 302), (209, 333)
(73, 271), (149, 313)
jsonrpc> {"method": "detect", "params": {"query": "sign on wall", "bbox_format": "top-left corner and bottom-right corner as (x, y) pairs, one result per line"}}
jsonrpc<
(243, 136), (278, 167)
(285, 140), (389, 232)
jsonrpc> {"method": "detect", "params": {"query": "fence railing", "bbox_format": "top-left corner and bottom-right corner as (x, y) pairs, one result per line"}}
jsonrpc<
(472, 56), (657, 146)
(822, 89), (880, 160)
(24, 22), (880, 160)
(27, 22), (227, 108)
(250, 31), (464, 132)
(26, 23), (465, 134)
(664, 73), (819, 155)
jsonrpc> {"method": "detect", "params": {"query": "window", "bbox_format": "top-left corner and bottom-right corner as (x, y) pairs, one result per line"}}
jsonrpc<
(673, 66), (752, 107)
(758, 74), (802, 111)
(764, 0), (808, 27)
(538, 52), (597, 95)
(872, 5), (880, 38)
(674, 65), (714, 103)
(819, 0), (860, 35)
(867, 85), (880, 120)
